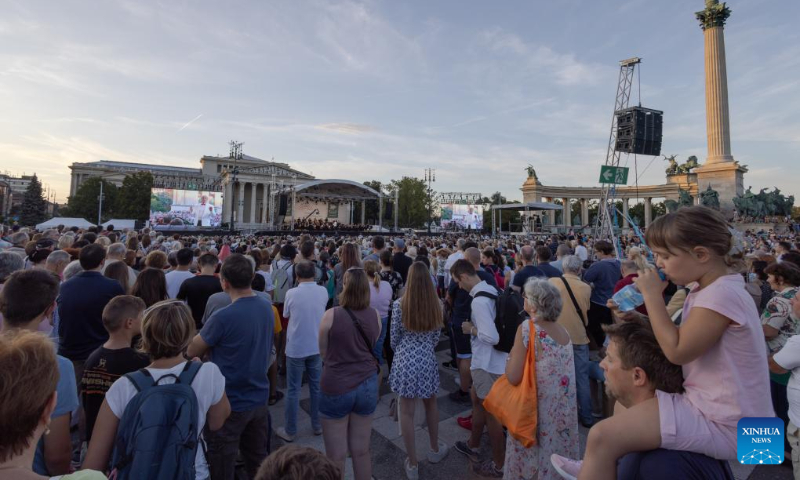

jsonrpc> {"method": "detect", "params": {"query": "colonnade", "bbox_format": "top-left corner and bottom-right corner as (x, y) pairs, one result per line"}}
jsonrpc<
(537, 196), (657, 228)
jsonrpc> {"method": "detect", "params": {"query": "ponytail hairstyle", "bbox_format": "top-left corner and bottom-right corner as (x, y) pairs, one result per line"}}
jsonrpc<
(644, 206), (745, 272)
(363, 260), (381, 290)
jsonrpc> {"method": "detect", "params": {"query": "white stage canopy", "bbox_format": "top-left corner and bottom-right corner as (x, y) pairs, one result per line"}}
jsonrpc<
(36, 217), (95, 230)
(276, 179), (383, 201)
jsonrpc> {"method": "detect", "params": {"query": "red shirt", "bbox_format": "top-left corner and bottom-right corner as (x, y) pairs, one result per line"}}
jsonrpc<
(614, 273), (648, 315)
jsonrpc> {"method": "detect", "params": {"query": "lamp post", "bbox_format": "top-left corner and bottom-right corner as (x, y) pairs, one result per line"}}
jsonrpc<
(424, 168), (435, 234)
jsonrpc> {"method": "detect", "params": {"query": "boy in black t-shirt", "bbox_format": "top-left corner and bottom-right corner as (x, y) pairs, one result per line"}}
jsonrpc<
(81, 295), (149, 441)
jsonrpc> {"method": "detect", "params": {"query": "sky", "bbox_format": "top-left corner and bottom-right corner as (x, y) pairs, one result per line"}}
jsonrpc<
(0, 0), (798, 203)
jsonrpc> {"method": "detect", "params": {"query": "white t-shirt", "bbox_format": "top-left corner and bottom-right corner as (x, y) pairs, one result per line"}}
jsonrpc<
(283, 282), (329, 358)
(773, 334), (800, 426)
(443, 250), (464, 288)
(369, 281), (393, 318)
(166, 270), (196, 299)
(469, 281), (508, 375)
(257, 270), (275, 292)
(105, 361), (226, 480)
(574, 245), (588, 262)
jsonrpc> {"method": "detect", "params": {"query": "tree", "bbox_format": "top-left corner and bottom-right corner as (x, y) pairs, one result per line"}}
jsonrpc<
(362, 180), (383, 225)
(482, 192), (520, 232)
(115, 172), (153, 222)
(62, 177), (118, 223)
(19, 174), (48, 226)
(387, 177), (429, 228)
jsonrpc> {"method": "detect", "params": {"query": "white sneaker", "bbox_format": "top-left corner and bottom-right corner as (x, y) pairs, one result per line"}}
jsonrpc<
(275, 427), (294, 443)
(551, 453), (581, 480)
(427, 440), (449, 464)
(404, 457), (419, 480)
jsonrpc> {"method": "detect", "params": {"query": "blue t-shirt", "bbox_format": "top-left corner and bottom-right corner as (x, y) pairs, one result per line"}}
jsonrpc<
(617, 449), (733, 480)
(200, 294), (273, 412)
(33, 355), (79, 475)
(583, 258), (622, 305)
(512, 265), (546, 290)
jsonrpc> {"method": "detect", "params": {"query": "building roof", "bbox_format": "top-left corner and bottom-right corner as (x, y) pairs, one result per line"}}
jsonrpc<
(491, 202), (562, 211)
(73, 160), (202, 174)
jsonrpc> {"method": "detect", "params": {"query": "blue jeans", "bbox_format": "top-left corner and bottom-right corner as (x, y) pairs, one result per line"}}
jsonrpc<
(319, 374), (378, 419)
(285, 354), (322, 436)
(373, 316), (389, 365)
(573, 344), (596, 424)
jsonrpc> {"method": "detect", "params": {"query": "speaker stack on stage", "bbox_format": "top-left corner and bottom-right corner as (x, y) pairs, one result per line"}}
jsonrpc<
(614, 106), (663, 156)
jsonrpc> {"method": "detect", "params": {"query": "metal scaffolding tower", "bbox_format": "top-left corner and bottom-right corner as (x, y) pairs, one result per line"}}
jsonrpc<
(596, 57), (640, 250)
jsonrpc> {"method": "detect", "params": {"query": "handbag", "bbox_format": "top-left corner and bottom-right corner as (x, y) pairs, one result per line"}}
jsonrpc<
(343, 307), (381, 375)
(482, 319), (538, 448)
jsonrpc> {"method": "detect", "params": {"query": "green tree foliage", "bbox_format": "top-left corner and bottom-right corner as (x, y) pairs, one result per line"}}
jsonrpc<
(387, 177), (430, 228)
(115, 172), (153, 222)
(19, 174), (48, 226)
(62, 177), (118, 223)
(362, 180), (383, 224)
(482, 192), (520, 231)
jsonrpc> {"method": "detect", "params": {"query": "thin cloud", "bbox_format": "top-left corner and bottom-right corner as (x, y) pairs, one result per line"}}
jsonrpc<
(178, 114), (203, 132)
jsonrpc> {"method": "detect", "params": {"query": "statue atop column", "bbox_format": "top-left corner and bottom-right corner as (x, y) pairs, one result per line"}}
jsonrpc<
(678, 156), (699, 174)
(525, 164), (538, 180)
(664, 155), (679, 175)
(696, 0), (731, 30)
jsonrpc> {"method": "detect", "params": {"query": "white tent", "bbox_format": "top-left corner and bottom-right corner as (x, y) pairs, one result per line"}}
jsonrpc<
(101, 219), (136, 230)
(35, 217), (95, 230)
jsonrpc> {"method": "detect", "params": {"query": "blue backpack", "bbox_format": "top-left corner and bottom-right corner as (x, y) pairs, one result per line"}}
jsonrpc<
(110, 361), (202, 480)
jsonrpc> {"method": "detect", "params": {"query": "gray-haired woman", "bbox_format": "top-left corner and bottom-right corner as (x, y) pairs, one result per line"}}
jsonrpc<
(502, 277), (579, 480)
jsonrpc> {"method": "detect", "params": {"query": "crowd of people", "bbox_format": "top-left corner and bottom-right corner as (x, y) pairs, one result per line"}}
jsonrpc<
(0, 205), (799, 480)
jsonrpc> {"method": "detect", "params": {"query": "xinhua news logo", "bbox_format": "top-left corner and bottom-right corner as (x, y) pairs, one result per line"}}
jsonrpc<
(737, 417), (784, 465)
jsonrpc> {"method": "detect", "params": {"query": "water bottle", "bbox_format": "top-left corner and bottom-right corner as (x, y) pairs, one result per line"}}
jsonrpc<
(611, 270), (667, 312)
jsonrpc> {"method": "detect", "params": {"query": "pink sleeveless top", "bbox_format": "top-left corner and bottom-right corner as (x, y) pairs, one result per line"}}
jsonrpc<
(681, 274), (774, 426)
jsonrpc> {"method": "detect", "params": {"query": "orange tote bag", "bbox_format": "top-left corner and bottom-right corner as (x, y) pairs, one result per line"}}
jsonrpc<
(482, 320), (538, 447)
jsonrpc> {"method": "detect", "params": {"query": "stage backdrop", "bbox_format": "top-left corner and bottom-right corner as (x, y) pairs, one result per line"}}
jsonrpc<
(150, 188), (223, 227)
(440, 203), (484, 229)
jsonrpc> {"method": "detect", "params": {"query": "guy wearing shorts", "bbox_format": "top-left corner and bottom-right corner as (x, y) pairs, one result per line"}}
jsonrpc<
(451, 260), (508, 478)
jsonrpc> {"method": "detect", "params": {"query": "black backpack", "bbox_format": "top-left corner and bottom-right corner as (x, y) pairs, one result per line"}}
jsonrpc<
(474, 287), (527, 353)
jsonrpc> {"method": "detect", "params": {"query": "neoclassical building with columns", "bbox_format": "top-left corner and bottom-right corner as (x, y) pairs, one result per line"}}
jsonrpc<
(521, 170), (701, 229)
(68, 154), (358, 229)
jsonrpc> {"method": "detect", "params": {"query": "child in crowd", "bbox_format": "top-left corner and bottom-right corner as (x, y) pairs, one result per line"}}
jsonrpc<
(255, 445), (341, 480)
(553, 206), (774, 480)
(83, 300), (231, 480)
(81, 296), (149, 444)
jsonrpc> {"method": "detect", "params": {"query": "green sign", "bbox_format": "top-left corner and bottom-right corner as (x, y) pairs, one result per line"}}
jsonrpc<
(599, 165), (629, 185)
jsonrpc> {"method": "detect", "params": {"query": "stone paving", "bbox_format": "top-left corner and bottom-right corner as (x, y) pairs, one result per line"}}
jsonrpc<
(268, 336), (791, 480)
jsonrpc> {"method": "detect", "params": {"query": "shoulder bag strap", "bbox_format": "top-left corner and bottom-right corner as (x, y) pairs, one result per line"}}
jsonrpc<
(559, 276), (587, 328)
(342, 307), (380, 372)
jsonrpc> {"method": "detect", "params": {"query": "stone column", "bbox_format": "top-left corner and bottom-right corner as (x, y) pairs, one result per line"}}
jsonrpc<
(644, 197), (653, 227)
(697, 1), (734, 164)
(223, 181), (233, 223)
(249, 182), (257, 224)
(622, 198), (630, 228)
(361, 201), (366, 224)
(236, 182), (244, 227)
(562, 198), (571, 227)
(261, 183), (269, 224)
(580, 198), (589, 226)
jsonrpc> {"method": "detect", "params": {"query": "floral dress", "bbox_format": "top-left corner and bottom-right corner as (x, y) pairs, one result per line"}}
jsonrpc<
(761, 286), (800, 355)
(504, 321), (579, 480)
(388, 300), (440, 398)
